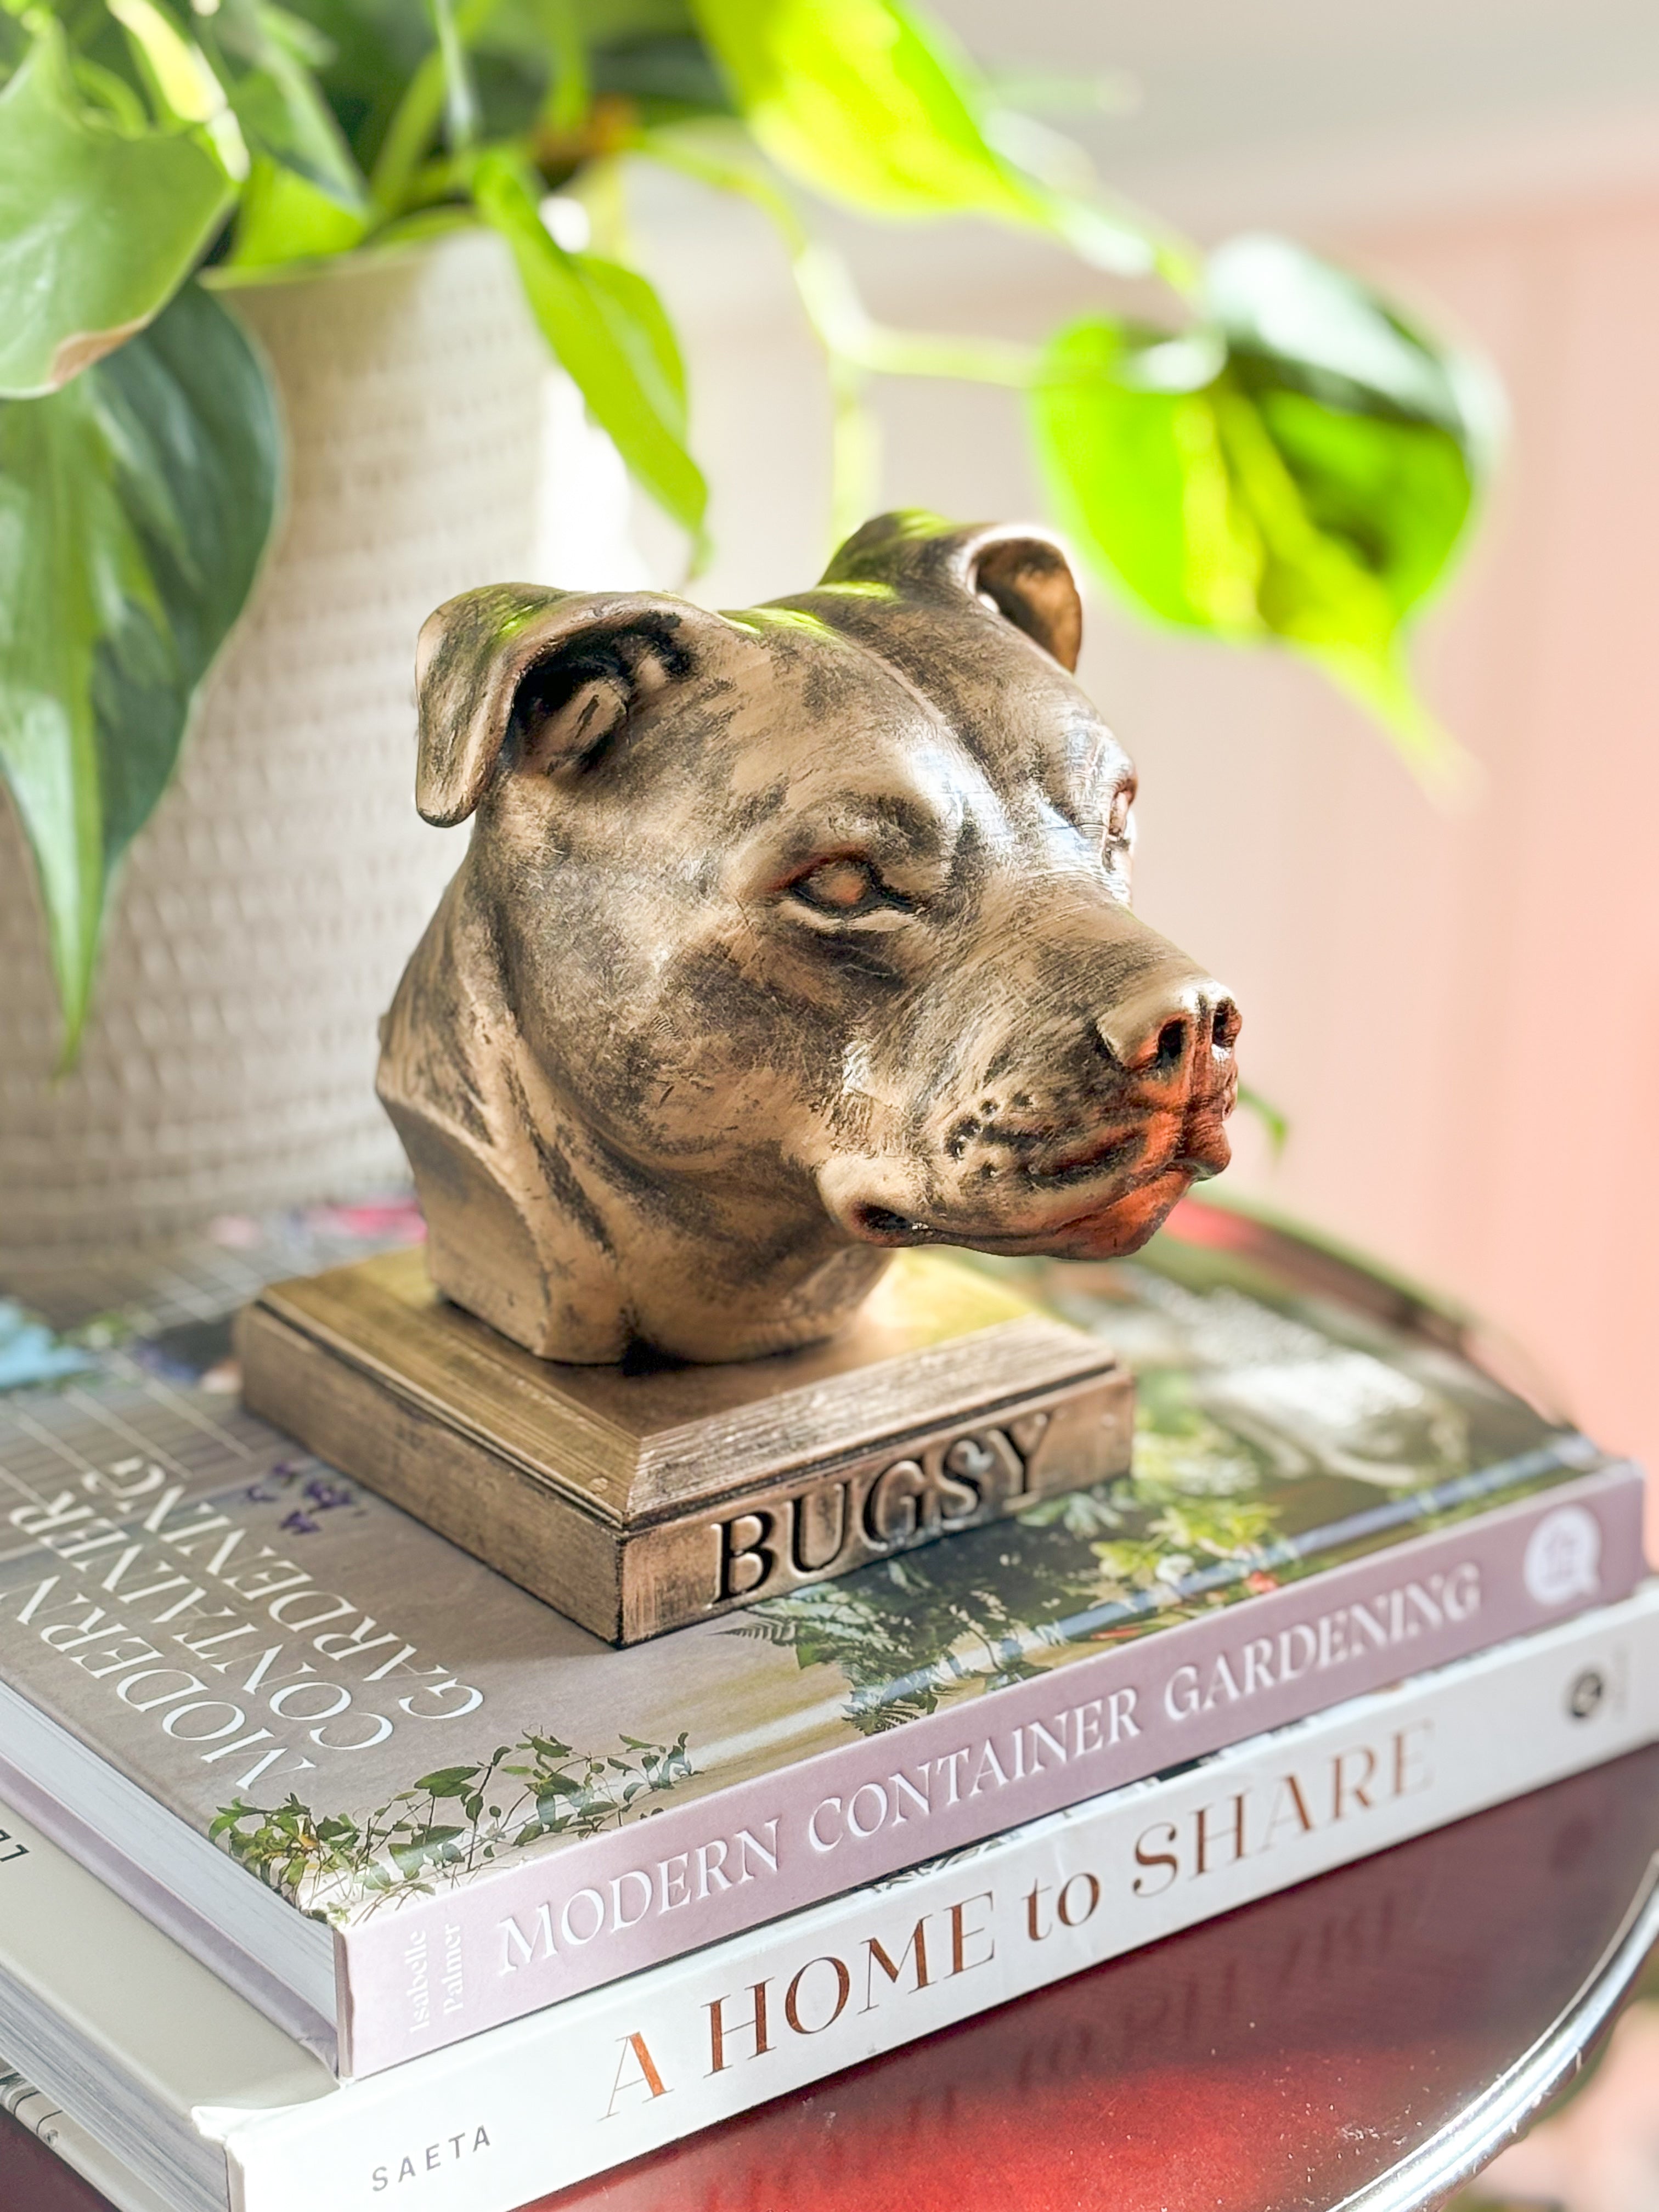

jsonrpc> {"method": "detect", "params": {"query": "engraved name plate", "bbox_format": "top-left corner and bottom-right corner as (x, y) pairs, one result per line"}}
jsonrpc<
(238, 1247), (1133, 1644)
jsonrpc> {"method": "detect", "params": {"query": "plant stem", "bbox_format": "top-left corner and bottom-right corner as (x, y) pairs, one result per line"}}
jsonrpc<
(428, 0), (479, 154)
(536, 0), (587, 137)
(369, 0), (500, 216)
(842, 321), (1038, 387)
(640, 131), (1039, 534)
(828, 350), (879, 546)
(393, 151), (470, 209)
(642, 132), (1037, 387)
(583, 148), (630, 260)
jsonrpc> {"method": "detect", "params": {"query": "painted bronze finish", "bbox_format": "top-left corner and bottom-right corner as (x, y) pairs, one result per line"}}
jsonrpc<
(377, 512), (1240, 1366)
(236, 1248), (1134, 1643)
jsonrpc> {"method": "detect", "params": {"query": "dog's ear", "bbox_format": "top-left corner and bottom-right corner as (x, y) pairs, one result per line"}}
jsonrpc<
(819, 512), (1084, 674)
(413, 585), (725, 826)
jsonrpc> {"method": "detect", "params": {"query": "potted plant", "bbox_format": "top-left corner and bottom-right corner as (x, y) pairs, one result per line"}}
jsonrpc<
(0, 0), (1495, 1257)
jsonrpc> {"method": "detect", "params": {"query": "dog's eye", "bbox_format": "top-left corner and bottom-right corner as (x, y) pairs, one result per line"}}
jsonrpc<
(789, 858), (885, 915)
(1106, 784), (1136, 842)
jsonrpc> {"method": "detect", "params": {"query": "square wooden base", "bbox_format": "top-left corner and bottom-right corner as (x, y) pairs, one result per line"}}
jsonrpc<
(236, 1248), (1133, 1644)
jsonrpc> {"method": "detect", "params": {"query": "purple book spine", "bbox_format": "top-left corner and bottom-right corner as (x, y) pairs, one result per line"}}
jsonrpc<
(338, 1464), (1646, 2075)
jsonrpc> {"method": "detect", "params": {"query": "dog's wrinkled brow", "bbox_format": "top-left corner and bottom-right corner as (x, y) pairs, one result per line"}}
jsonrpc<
(1033, 712), (1131, 823)
(766, 783), (967, 876)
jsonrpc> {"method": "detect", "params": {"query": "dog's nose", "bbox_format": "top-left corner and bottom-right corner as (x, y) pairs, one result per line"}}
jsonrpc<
(1097, 981), (1240, 1080)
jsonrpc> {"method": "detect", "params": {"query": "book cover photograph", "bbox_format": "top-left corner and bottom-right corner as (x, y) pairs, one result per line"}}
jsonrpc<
(0, 1200), (1643, 2074)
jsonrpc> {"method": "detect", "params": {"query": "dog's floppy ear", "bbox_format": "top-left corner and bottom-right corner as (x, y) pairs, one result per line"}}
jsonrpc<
(414, 584), (721, 826)
(819, 511), (1084, 674)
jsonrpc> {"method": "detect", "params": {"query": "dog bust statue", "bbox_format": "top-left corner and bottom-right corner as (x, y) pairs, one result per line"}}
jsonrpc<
(377, 512), (1239, 1366)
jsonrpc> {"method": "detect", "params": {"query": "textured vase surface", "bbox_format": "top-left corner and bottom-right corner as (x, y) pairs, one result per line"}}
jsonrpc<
(0, 229), (585, 1262)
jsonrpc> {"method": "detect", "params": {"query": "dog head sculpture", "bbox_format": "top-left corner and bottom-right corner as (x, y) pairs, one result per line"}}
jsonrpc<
(378, 513), (1239, 1364)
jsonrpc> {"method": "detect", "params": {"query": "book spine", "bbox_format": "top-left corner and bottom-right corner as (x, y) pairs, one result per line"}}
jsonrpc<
(337, 1462), (1646, 2073)
(212, 1586), (1659, 2212)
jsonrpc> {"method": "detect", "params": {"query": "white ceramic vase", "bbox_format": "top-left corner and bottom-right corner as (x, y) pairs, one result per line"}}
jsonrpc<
(0, 227), (633, 1275)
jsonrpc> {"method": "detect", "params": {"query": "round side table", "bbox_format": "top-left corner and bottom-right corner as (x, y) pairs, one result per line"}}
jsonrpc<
(5, 1744), (1657, 2212)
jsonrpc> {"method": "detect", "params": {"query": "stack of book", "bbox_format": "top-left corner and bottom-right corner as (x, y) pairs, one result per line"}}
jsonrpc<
(0, 1199), (1651, 2212)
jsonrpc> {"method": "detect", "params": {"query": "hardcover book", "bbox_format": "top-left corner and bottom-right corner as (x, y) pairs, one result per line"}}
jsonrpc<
(2, 1589), (1658, 2212)
(0, 1200), (1645, 2076)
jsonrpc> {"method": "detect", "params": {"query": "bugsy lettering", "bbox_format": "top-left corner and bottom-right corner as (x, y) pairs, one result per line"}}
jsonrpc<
(712, 1415), (1053, 1603)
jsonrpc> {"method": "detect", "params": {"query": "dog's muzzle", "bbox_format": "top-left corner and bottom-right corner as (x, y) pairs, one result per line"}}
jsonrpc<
(820, 977), (1241, 1260)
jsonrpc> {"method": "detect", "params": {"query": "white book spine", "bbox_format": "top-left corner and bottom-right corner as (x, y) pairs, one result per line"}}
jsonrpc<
(202, 1591), (1659, 2212)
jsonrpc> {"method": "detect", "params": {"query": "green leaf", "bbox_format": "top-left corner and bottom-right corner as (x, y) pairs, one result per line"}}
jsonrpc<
(223, 48), (368, 209)
(1031, 242), (1494, 786)
(0, 26), (234, 397)
(689, 0), (1037, 225)
(471, 149), (708, 549)
(390, 1827), (465, 1872)
(1236, 1083), (1289, 1160)
(67, 54), (151, 134)
(1204, 233), (1502, 457)
(1034, 323), (1240, 632)
(535, 1770), (585, 1798)
(412, 1765), (482, 1797)
(228, 153), (370, 266)
(686, 0), (1157, 274)
(572, 252), (689, 438)
(227, 66), (366, 206)
(195, 0), (366, 208)
(0, 282), (280, 1058)
(254, 4), (339, 71)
